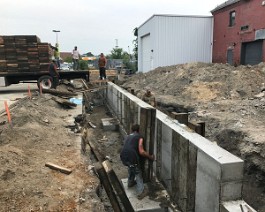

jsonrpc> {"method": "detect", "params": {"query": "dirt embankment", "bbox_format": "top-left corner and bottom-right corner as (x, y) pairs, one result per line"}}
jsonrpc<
(0, 92), (104, 211)
(121, 62), (265, 211)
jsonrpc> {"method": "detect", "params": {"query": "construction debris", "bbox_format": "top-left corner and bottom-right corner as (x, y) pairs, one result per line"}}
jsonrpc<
(45, 162), (72, 175)
(88, 121), (97, 129)
(43, 88), (77, 97)
(0, 90), (104, 211)
(101, 118), (119, 131)
(52, 96), (77, 108)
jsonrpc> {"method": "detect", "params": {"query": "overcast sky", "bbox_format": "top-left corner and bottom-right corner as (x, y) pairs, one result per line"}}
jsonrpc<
(1, 0), (225, 56)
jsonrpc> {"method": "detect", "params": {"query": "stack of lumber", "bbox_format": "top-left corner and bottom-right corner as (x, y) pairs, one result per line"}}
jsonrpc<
(0, 35), (53, 73)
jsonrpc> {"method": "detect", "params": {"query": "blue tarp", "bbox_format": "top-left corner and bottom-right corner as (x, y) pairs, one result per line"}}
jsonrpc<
(69, 98), (82, 105)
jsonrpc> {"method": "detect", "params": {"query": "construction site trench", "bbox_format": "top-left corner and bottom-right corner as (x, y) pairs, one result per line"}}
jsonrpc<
(0, 62), (265, 212)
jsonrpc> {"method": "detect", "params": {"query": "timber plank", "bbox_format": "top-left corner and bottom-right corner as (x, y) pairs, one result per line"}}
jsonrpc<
(102, 160), (134, 212)
(95, 162), (122, 212)
(45, 162), (72, 174)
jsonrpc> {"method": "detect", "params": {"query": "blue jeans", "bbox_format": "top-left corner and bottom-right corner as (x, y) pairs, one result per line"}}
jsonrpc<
(73, 59), (79, 70)
(128, 165), (144, 195)
(99, 67), (106, 79)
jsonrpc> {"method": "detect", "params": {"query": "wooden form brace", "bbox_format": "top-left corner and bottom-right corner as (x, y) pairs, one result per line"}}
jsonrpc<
(139, 107), (156, 182)
(171, 112), (205, 137)
(102, 160), (134, 212)
(171, 132), (198, 212)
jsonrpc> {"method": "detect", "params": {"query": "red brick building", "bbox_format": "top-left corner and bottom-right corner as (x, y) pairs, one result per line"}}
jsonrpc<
(211, 0), (265, 65)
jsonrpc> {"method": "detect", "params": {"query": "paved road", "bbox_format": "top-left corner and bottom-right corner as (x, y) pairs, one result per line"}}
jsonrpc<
(0, 83), (38, 111)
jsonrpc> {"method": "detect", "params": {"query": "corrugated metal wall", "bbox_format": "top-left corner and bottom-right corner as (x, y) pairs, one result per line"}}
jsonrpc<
(138, 15), (213, 73)
(138, 17), (156, 73)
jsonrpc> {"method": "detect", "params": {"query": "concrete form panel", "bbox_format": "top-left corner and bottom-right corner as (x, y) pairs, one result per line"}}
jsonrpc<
(221, 181), (242, 201)
(171, 133), (189, 211)
(106, 82), (251, 212)
(121, 94), (125, 125)
(161, 122), (172, 190)
(153, 118), (159, 177)
(187, 142), (198, 211)
(195, 150), (221, 212)
(155, 119), (163, 179)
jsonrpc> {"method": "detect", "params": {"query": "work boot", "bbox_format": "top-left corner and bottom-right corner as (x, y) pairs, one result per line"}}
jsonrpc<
(137, 187), (148, 200)
(128, 180), (136, 188)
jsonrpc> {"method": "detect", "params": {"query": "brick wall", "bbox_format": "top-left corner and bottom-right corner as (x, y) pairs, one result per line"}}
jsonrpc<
(212, 0), (265, 65)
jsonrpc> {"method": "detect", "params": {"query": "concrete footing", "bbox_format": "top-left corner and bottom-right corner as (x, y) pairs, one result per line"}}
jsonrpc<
(121, 178), (180, 212)
(221, 200), (257, 212)
(101, 118), (119, 131)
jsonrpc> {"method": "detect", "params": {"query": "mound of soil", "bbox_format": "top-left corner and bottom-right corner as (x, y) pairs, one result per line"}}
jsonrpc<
(121, 62), (265, 211)
(0, 94), (104, 211)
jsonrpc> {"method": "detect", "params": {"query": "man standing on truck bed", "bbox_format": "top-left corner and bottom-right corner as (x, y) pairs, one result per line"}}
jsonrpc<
(49, 60), (60, 89)
(72, 46), (80, 71)
(98, 53), (107, 80)
(54, 43), (60, 69)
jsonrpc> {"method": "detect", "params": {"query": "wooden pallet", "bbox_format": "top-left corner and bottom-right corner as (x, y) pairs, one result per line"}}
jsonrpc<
(0, 35), (53, 72)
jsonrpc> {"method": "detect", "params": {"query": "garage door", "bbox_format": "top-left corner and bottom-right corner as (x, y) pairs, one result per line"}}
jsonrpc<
(241, 40), (263, 65)
(141, 34), (151, 73)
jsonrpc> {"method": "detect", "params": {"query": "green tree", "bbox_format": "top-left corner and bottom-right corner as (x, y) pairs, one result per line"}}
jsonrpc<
(79, 60), (88, 70)
(133, 27), (138, 63)
(64, 56), (72, 63)
(109, 48), (124, 59)
(108, 47), (137, 73)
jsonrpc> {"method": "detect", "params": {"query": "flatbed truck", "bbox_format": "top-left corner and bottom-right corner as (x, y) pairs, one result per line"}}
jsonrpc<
(0, 69), (89, 89)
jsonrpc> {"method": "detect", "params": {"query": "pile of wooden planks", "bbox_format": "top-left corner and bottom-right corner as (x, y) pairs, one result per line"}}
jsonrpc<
(0, 35), (53, 73)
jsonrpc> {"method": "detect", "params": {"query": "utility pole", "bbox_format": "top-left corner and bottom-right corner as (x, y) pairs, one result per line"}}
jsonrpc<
(115, 39), (119, 48)
(128, 46), (131, 60)
(52, 30), (60, 45)
(52, 30), (60, 66)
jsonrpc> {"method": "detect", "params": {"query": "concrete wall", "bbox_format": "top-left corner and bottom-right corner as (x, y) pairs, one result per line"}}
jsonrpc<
(106, 82), (252, 212)
(0, 77), (5, 86)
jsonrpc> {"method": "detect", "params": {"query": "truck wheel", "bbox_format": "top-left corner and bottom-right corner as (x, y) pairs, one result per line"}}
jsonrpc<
(38, 75), (53, 89)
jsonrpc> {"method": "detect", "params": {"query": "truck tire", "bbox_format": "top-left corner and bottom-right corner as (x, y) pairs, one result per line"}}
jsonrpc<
(38, 75), (53, 89)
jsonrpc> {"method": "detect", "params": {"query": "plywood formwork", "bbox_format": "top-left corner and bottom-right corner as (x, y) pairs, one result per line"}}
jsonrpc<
(105, 82), (255, 212)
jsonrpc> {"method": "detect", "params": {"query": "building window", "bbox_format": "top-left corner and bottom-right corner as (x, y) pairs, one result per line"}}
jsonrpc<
(229, 11), (236, 27)
(241, 25), (249, 31)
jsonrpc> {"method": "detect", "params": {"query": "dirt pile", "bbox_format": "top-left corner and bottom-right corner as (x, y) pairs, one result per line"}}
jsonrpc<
(123, 62), (265, 102)
(0, 93), (104, 211)
(121, 62), (265, 211)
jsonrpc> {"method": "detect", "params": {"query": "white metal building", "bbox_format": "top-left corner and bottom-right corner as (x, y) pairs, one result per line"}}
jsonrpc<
(138, 14), (213, 72)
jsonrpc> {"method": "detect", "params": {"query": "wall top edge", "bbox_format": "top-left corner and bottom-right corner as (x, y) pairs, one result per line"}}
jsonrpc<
(108, 82), (155, 109)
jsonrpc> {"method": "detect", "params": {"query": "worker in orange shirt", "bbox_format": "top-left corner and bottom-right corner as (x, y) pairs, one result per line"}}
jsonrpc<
(98, 53), (107, 80)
